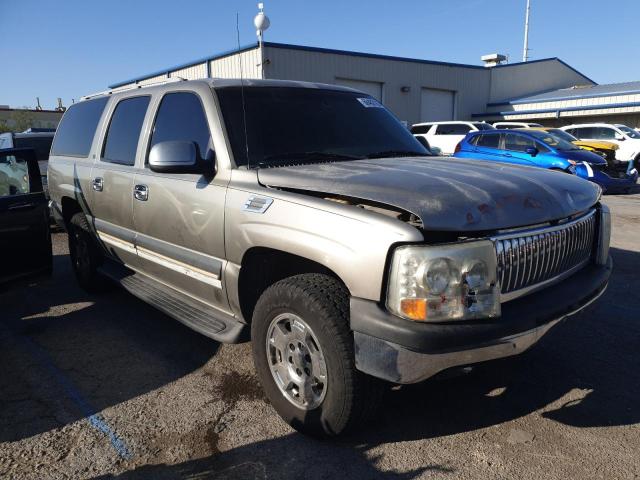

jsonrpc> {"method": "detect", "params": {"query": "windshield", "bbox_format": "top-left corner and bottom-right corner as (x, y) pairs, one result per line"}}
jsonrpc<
(525, 130), (580, 151)
(617, 125), (640, 139)
(473, 122), (495, 131)
(216, 87), (430, 167)
(546, 128), (578, 143)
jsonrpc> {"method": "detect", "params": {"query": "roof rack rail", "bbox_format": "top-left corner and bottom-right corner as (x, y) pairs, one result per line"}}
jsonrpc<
(81, 77), (187, 100)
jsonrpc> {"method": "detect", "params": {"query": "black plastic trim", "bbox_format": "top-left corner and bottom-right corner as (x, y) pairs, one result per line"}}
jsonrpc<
(350, 258), (612, 354)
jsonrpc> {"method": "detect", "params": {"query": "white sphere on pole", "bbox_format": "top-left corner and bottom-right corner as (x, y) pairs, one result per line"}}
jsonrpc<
(254, 12), (270, 33)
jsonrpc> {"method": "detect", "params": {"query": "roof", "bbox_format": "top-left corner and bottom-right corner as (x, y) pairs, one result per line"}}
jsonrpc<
(489, 80), (640, 107)
(86, 78), (363, 102)
(209, 78), (361, 92)
(108, 41), (593, 90)
(412, 121), (481, 126)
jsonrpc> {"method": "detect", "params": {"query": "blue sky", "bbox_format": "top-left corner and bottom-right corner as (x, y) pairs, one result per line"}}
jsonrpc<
(2, 0), (639, 109)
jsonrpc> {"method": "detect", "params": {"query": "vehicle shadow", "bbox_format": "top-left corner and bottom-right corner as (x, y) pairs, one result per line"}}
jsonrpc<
(94, 245), (639, 479)
(0, 241), (221, 444)
(96, 433), (453, 479)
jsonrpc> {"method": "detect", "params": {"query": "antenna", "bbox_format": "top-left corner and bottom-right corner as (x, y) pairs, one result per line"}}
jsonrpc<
(522, 0), (531, 62)
(237, 12), (250, 168)
(254, 2), (270, 79)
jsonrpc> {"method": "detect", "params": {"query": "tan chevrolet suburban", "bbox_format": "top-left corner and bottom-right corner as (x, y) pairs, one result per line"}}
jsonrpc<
(48, 78), (612, 437)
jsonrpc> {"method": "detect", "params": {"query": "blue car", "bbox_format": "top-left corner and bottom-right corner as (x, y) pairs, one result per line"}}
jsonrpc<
(454, 129), (638, 193)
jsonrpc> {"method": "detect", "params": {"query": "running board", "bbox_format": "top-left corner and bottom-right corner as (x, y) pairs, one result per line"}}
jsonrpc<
(98, 260), (246, 343)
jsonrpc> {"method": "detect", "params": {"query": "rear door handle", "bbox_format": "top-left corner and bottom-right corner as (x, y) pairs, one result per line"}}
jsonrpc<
(503, 153), (513, 158)
(92, 177), (104, 192)
(134, 184), (149, 201)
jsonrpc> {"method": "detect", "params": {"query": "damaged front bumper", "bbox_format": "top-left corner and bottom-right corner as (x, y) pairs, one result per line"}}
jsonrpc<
(577, 161), (638, 193)
(351, 257), (612, 384)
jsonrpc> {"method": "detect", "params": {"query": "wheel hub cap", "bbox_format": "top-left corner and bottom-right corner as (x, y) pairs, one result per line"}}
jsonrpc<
(266, 313), (327, 410)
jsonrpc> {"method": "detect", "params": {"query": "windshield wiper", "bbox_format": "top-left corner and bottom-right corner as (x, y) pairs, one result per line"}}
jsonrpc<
(257, 151), (364, 167)
(365, 150), (433, 159)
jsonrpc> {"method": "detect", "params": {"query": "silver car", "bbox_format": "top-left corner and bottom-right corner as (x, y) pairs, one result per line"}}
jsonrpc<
(48, 78), (612, 437)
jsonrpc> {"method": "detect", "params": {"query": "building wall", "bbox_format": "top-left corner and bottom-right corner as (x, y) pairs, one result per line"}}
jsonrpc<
(486, 93), (640, 115)
(209, 48), (262, 79)
(114, 48), (263, 90)
(0, 109), (63, 131)
(170, 63), (207, 80)
(264, 45), (491, 125)
(489, 60), (594, 103)
(536, 112), (640, 129)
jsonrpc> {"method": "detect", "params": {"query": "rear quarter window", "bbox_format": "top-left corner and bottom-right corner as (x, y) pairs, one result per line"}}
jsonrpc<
(102, 96), (150, 166)
(51, 97), (109, 157)
(410, 125), (431, 135)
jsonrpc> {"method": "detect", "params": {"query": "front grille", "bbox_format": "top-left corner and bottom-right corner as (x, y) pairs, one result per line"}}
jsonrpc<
(493, 210), (597, 299)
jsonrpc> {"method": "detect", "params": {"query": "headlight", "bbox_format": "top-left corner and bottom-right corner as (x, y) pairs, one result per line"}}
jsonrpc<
(387, 241), (500, 322)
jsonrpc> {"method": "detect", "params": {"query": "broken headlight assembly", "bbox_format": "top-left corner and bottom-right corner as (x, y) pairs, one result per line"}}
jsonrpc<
(386, 241), (500, 322)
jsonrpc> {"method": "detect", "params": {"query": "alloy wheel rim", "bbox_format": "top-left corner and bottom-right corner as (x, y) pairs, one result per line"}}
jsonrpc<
(266, 313), (328, 410)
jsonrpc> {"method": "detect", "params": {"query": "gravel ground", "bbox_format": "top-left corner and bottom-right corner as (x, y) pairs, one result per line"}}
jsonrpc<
(1, 194), (639, 480)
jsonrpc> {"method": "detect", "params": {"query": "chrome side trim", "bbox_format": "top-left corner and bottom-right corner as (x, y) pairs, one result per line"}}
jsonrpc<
(135, 233), (223, 279)
(136, 246), (222, 289)
(98, 231), (137, 255)
(94, 221), (223, 289)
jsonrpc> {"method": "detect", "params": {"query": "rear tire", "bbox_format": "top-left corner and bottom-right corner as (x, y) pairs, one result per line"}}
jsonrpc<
(251, 273), (384, 437)
(68, 212), (109, 292)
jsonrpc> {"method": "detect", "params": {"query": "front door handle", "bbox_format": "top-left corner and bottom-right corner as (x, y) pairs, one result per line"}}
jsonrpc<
(92, 177), (104, 192)
(503, 153), (513, 158)
(134, 184), (149, 201)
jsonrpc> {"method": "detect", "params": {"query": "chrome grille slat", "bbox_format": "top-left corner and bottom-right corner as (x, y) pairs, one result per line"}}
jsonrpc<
(493, 210), (597, 300)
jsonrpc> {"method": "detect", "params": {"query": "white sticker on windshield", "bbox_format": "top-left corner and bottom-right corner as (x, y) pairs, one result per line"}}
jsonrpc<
(357, 97), (383, 108)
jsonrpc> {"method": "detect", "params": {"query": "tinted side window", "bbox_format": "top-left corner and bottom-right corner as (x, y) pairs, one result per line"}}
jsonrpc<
(476, 133), (500, 148)
(411, 125), (431, 134)
(436, 124), (471, 135)
(504, 133), (535, 152)
(102, 96), (150, 166)
(51, 97), (108, 157)
(593, 127), (616, 140)
(573, 127), (594, 139)
(536, 142), (550, 153)
(14, 136), (54, 161)
(0, 154), (30, 196)
(149, 92), (212, 161)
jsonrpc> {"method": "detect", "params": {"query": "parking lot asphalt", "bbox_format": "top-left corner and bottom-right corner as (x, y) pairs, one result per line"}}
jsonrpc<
(1, 194), (639, 480)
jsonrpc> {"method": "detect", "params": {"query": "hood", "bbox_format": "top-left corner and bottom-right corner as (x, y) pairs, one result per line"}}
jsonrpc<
(257, 157), (601, 232)
(573, 140), (618, 151)
(557, 148), (607, 165)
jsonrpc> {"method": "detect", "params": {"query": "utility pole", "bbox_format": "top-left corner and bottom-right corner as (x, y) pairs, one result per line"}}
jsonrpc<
(522, 0), (531, 62)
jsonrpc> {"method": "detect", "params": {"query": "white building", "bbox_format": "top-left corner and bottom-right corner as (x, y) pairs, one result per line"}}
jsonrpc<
(473, 81), (640, 128)
(109, 42), (606, 127)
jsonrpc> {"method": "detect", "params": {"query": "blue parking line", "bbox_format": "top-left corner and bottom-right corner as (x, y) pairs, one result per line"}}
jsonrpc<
(4, 325), (133, 460)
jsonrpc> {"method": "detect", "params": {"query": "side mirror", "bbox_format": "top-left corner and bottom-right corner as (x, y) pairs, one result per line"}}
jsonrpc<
(525, 146), (539, 156)
(149, 141), (214, 174)
(615, 133), (625, 141)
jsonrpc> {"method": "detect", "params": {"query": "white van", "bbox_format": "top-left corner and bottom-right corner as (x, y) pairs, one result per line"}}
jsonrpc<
(410, 121), (494, 155)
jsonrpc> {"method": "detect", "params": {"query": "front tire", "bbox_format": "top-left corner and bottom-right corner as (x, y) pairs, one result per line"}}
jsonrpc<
(68, 212), (108, 292)
(251, 274), (383, 437)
